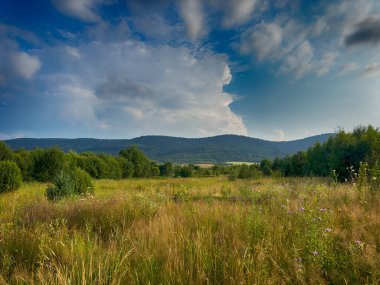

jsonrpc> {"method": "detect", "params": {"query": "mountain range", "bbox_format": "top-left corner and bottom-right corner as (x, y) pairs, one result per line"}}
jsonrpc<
(4, 134), (333, 164)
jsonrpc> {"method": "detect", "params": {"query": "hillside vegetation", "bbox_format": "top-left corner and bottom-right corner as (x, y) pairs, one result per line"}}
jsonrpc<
(5, 134), (332, 163)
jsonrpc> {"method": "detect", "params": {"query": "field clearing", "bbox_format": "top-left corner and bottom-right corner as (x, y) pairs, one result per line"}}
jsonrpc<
(0, 177), (379, 284)
(226, 161), (258, 166)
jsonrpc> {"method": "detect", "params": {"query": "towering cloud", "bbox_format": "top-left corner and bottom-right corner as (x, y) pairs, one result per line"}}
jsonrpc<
(39, 41), (247, 137)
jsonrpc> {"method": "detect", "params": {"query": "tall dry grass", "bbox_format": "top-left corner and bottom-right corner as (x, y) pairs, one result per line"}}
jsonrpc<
(0, 177), (379, 284)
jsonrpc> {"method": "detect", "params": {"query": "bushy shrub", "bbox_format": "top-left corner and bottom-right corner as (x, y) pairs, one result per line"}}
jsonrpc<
(31, 147), (65, 182)
(0, 161), (22, 193)
(46, 168), (94, 201)
(72, 168), (94, 195)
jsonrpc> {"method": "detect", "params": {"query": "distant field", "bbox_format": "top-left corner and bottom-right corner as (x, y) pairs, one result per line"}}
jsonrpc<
(194, 163), (215, 168)
(0, 177), (379, 284)
(227, 161), (259, 165)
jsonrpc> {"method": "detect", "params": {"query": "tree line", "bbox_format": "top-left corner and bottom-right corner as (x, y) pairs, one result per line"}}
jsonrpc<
(269, 125), (380, 182)
(1, 125), (379, 196)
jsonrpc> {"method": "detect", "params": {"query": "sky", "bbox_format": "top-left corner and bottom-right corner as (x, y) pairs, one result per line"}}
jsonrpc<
(1, 0), (380, 141)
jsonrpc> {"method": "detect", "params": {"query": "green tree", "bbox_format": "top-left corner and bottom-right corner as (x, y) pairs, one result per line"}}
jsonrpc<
(260, 159), (272, 176)
(0, 161), (22, 193)
(117, 157), (134, 178)
(0, 141), (13, 161)
(31, 147), (66, 182)
(119, 146), (151, 177)
(160, 162), (174, 177)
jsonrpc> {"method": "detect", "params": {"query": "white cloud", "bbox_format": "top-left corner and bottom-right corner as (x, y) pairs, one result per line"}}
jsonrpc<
(38, 40), (247, 137)
(10, 51), (41, 79)
(0, 24), (41, 82)
(52, 0), (106, 22)
(65, 46), (81, 59)
(210, 0), (258, 27)
(240, 23), (282, 60)
(361, 62), (380, 78)
(237, 0), (380, 79)
(178, 0), (205, 40)
(281, 41), (314, 79)
(338, 62), (358, 76)
(274, 129), (285, 141)
(0, 46), (41, 81)
(316, 52), (338, 77)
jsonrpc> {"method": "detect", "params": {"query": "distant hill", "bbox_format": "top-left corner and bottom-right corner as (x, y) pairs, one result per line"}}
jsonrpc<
(4, 134), (333, 164)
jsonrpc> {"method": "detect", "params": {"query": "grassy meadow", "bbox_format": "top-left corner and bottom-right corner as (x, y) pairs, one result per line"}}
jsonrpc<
(0, 177), (379, 284)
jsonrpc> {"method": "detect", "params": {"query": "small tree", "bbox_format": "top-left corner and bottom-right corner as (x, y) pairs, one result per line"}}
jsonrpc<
(0, 161), (22, 193)
(260, 159), (272, 176)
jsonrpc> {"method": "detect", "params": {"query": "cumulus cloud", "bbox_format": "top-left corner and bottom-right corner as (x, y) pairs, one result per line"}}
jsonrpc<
(178, 0), (205, 40)
(338, 62), (358, 76)
(345, 14), (380, 47)
(38, 40), (247, 137)
(361, 62), (380, 78)
(52, 0), (107, 22)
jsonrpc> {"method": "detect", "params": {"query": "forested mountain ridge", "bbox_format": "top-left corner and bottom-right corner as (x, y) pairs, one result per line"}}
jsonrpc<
(4, 134), (333, 163)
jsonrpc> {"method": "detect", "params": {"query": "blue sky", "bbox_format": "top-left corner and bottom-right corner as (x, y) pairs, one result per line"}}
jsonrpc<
(1, 0), (380, 140)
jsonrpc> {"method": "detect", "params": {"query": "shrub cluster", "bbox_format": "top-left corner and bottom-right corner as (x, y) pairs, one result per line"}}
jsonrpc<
(46, 168), (93, 201)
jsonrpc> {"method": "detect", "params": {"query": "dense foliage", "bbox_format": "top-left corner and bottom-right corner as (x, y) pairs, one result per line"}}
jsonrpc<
(273, 126), (380, 182)
(0, 160), (22, 193)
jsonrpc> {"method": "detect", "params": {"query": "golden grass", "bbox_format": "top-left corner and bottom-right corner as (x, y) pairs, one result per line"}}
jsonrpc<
(0, 177), (379, 284)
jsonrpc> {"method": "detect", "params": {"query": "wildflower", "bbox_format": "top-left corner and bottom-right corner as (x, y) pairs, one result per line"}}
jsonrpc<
(299, 207), (305, 212)
(355, 240), (363, 247)
(319, 208), (327, 212)
(294, 257), (303, 263)
(325, 228), (332, 233)
(311, 251), (319, 256)
(373, 177), (377, 181)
